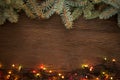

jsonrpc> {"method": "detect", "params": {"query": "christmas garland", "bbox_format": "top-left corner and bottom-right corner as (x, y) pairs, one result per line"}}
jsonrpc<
(0, 0), (120, 29)
(0, 57), (120, 80)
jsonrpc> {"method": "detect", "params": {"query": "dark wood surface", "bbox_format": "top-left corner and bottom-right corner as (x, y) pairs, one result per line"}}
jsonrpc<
(0, 14), (120, 70)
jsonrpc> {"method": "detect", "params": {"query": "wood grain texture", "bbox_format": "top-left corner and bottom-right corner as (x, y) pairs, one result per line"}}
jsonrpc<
(0, 14), (120, 70)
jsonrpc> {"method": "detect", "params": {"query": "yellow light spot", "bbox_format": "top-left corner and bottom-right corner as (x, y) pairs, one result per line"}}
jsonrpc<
(61, 76), (64, 79)
(110, 77), (113, 80)
(104, 57), (107, 61)
(18, 65), (22, 71)
(102, 72), (105, 74)
(105, 74), (109, 79)
(58, 73), (62, 76)
(12, 64), (15, 67)
(49, 70), (52, 73)
(6, 75), (10, 79)
(82, 64), (89, 68)
(36, 73), (41, 77)
(14, 77), (18, 80)
(8, 71), (12, 74)
(112, 59), (116, 62)
(43, 67), (46, 70)
(96, 77), (99, 80)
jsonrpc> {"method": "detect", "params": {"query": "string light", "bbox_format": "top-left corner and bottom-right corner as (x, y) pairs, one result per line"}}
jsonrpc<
(18, 65), (22, 71)
(40, 64), (44, 69)
(112, 59), (116, 62)
(82, 64), (89, 68)
(89, 66), (93, 71)
(0, 58), (119, 80)
(110, 77), (113, 80)
(58, 73), (62, 76)
(96, 77), (99, 80)
(74, 73), (77, 76)
(104, 57), (107, 61)
(61, 76), (64, 79)
(8, 71), (12, 74)
(6, 75), (10, 79)
(102, 72), (105, 74)
(12, 64), (15, 67)
(36, 73), (41, 77)
(43, 67), (47, 70)
(85, 75), (88, 79)
(49, 70), (52, 73)
(32, 70), (37, 73)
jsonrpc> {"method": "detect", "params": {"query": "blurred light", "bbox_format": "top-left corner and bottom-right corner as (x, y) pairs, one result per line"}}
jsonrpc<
(14, 77), (18, 80)
(110, 77), (113, 80)
(49, 70), (52, 73)
(104, 57), (107, 61)
(36, 73), (41, 77)
(102, 72), (105, 74)
(32, 70), (37, 73)
(61, 76), (64, 79)
(85, 75), (88, 78)
(105, 74), (109, 79)
(43, 67), (47, 70)
(12, 64), (15, 67)
(96, 77), (99, 80)
(18, 65), (22, 71)
(89, 66), (93, 71)
(8, 71), (12, 74)
(40, 64), (45, 69)
(112, 59), (116, 62)
(74, 73), (77, 76)
(6, 75), (10, 79)
(36, 73), (40, 76)
(58, 73), (62, 76)
(82, 64), (89, 68)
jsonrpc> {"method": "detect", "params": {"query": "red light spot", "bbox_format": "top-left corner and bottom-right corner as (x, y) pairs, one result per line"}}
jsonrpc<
(32, 70), (36, 73)
(40, 64), (44, 69)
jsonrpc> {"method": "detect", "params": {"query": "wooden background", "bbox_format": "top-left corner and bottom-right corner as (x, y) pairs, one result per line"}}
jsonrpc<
(0, 14), (120, 70)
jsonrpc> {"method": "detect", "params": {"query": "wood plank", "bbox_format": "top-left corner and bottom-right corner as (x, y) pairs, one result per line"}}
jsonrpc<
(0, 14), (120, 70)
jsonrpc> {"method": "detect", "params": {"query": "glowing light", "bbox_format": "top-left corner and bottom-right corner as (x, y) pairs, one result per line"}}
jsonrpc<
(8, 71), (12, 74)
(82, 64), (89, 68)
(14, 77), (18, 80)
(58, 73), (62, 76)
(43, 67), (47, 70)
(18, 65), (22, 71)
(61, 76), (64, 79)
(110, 77), (113, 80)
(105, 74), (109, 79)
(40, 64), (44, 69)
(85, 75), (88, 78)
(89, 66), (93, 71)
(32, 70), (37, 73)
(104, 57), (107, 61)
(6, 75), (10, 79)
(96, 77), (99, 80)
(74, 73), (77, 76)
(49, 70), (52, 73)
(102, 72), (105, 74)
(112, 59), (116, 62)
(12, 64), (15, 67)
(35, 73), (41, 77)
(40, 64), (46, 70)
(36, 73), (40, 76)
